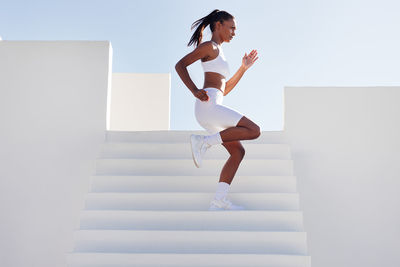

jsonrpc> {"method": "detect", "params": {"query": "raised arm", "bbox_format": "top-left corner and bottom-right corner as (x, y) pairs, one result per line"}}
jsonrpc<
(224, 49), (258, 96)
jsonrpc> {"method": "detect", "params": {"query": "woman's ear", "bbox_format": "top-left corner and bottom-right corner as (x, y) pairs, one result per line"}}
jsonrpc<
(215, 21), (222, 30)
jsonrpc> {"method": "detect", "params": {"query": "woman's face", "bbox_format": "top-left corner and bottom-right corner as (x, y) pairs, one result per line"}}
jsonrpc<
(217, 18), (236, 43)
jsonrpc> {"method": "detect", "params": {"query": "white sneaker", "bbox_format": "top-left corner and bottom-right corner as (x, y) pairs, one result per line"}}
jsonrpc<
(209, 197), (245, 211)
(190, 134), (211, 168)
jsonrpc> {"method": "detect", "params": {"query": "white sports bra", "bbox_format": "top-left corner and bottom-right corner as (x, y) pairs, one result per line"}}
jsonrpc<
(201, 40), (230, 79)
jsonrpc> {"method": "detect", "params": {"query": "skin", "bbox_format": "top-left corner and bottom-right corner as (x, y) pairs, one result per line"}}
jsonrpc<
(175, 17), (261, 185)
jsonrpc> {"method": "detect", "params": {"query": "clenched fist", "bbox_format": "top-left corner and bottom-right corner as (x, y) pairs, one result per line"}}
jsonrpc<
(193, 89), (209, 102)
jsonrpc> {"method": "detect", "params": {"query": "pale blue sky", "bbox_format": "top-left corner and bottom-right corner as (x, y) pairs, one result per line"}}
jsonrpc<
(2, 0), (400, 131)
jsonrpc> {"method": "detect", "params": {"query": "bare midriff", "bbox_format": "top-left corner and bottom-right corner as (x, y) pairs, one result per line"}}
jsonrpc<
(202, 72), (226, 94)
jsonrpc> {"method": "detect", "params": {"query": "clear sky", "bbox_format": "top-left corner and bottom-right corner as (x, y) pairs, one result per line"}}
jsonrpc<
(2, 0), (400, 131)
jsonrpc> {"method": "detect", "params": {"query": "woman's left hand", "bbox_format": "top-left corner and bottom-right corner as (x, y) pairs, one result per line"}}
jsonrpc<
(242, 49), (258, 71)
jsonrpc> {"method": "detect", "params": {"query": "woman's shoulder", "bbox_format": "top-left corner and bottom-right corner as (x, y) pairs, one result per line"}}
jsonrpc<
(196, 41), (218, 61)
(198, 40), (217, 49)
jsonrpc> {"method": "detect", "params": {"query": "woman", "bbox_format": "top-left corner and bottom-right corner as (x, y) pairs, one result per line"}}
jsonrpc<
(175, 9), (260, 211)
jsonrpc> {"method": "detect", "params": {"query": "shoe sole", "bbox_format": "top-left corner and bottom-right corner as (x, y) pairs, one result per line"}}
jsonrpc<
(209, 207), (225, 211)
(190, 134), (201, 168)
(225, 205), (246, 210)
(209, 207), (245, 211)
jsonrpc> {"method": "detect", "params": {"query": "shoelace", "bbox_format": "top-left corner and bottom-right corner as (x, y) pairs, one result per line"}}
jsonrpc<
(222, 197), (232, 208)
(200, 140), (211, 155)
(211, 199), (224, 208)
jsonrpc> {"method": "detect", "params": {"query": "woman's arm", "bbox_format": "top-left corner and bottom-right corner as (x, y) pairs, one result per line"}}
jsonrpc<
(175, 62), (198, 96)
(224, 49), (259, 96)
(175, 42), (212, 96)
(224, 65), (246, 96)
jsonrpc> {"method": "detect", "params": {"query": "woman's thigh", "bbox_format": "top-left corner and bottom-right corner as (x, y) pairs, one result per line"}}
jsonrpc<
(195, 98), (259, 133)
(236, 115), (260, 131)
(208, 104), (244, 129)
(195, 101), (243, 131)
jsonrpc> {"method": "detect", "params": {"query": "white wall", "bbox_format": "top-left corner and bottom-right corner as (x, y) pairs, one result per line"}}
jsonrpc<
(110, 73), (170, 131)
(283, 86), (400, 267)
(0, 41), (112, 267)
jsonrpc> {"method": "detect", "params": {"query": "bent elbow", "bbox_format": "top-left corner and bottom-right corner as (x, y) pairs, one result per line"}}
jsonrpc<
(175, 61), (182, 71)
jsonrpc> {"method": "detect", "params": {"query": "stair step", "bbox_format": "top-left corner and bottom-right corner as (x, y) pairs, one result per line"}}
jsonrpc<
(72, 230), (308, 254)
(78, 210), (304, 231)
(98, 142), (291, 159)
(66, 252), (311, 267)
(89, 175), (297, 193)
(95, 159), (293, 176)
(66, 131), (311, 266)
(105, 130), (288, 144)
(84, 192), (300, 211)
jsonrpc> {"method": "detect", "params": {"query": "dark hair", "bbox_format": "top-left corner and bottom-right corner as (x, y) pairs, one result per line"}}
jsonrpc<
(188, 9), (234, 48)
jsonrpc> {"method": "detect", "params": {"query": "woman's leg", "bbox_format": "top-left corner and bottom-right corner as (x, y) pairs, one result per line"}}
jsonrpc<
(219, 116), (261, 142)
(210, 140), (245, 203)
(219, 140), (245, 184)
(210, 117), (258, 198)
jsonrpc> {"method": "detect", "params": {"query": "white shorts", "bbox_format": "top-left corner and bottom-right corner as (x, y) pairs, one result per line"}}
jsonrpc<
(194, 87), (244, 134)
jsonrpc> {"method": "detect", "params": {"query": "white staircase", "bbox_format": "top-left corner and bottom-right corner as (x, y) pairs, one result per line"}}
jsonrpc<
(66, 130), (311, 267)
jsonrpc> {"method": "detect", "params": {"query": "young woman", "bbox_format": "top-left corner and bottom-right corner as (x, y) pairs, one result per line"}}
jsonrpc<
(175, 9), (260, 210)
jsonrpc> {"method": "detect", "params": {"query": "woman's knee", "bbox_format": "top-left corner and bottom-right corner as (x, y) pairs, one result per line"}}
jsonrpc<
(251, 125), (261, 139)
(222, 141), (245, 159)
(247, 124), (260, 139)
(237, 116), (261, 138)
(233, 146), (245, 159)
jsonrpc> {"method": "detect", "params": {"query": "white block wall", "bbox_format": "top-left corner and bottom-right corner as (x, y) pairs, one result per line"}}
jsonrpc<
(110, 73), (170, 131)
(0, 41), (112, 267)
(283, 86), (400, 267)
(2, 39), (399, 267)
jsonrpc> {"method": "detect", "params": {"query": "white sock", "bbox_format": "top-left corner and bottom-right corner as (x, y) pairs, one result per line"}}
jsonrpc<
(204, 132), (223, 146)
(214, 181), (230, 200)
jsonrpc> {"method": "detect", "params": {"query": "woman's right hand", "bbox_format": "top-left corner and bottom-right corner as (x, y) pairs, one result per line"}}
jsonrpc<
(193, 89), (209, 102)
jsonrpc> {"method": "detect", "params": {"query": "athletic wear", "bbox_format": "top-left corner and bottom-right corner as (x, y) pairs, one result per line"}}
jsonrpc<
(209, 182), (245, 210)
(195, 88), (244, 135)
(209, 197), (245, 211)
(204, 132), (223, 146)
(201, 40), (230, 79)
(190, 134), (211, 168)
(194, 41), (245, 211)
(214, 181), (230, 200)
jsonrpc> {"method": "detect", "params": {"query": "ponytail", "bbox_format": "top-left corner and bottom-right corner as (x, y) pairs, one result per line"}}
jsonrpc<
(187, 9), (234, 48)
